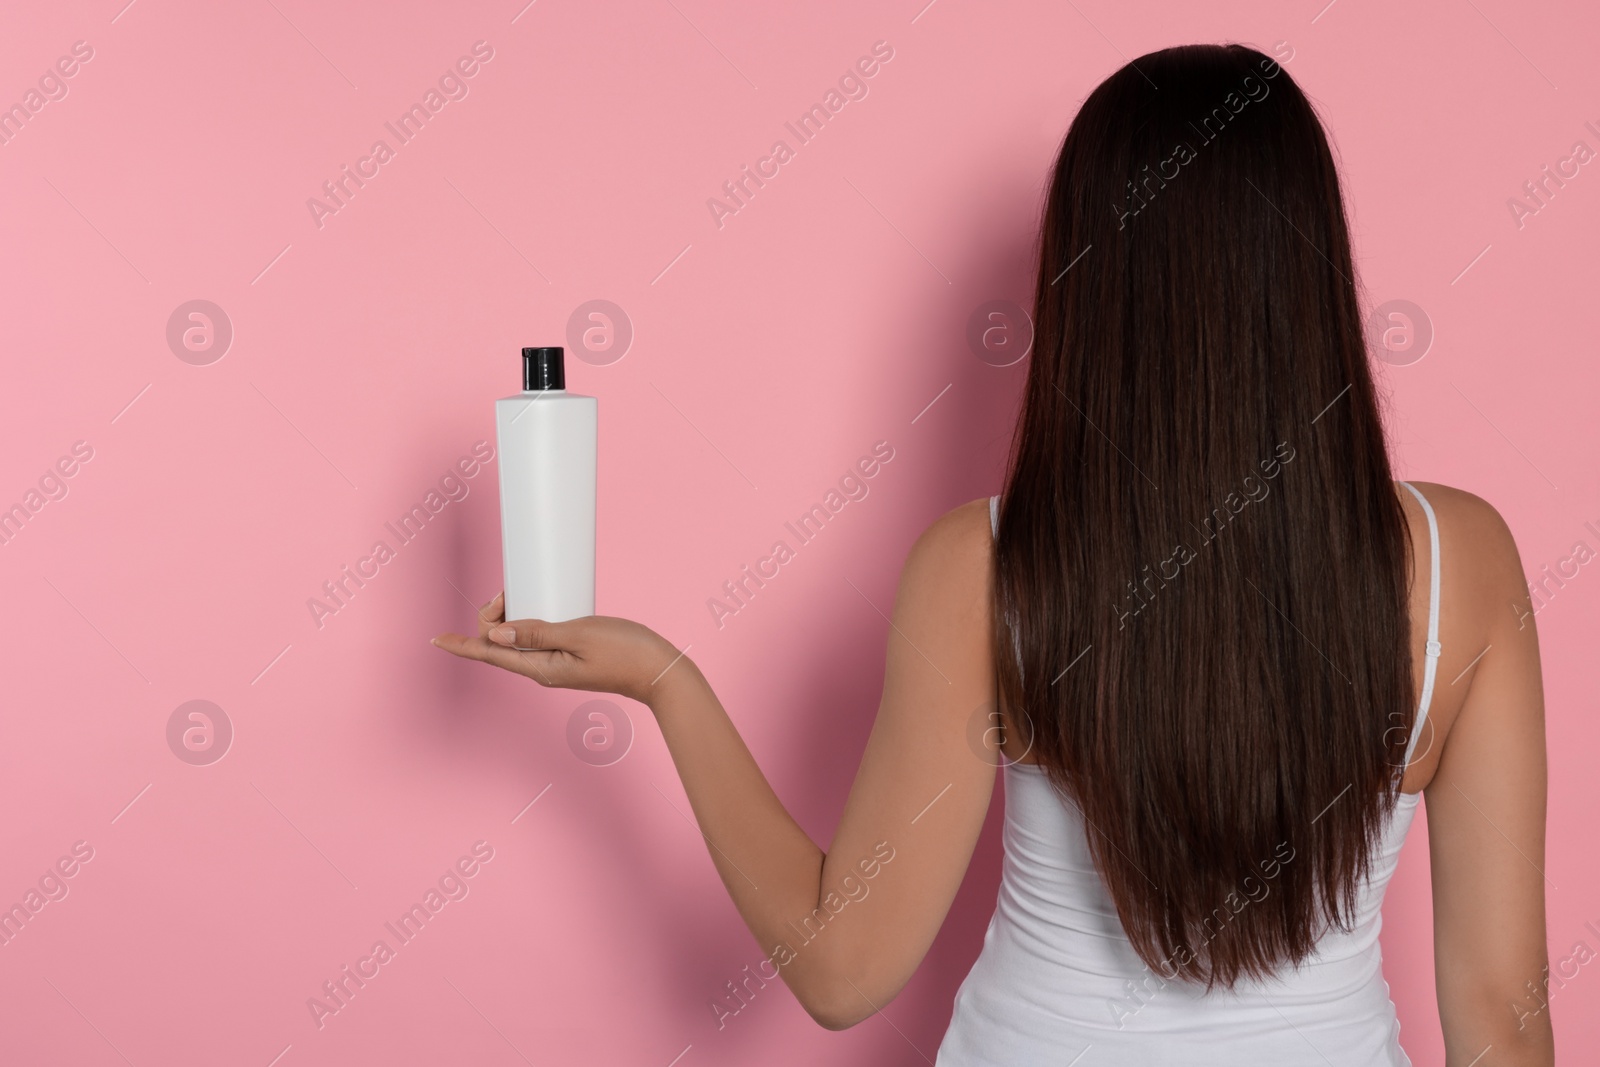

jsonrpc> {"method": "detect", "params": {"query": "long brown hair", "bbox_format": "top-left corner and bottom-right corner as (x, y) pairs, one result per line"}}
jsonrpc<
(992, 43), (1414, 987)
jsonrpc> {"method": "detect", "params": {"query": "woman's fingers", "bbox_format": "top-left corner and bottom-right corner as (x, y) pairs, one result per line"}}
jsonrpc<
(432, 630), (563, 686)
(475, 592), (506, 638)
(434, 614), (682, 703)
(486, 617), (573, 652)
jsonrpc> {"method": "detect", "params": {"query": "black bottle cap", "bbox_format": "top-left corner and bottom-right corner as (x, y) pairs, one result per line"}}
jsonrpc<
(521, 346), (565, 391)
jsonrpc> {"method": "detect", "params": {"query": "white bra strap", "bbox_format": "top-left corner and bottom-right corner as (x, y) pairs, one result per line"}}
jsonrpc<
(1398, 481), (1442, 766)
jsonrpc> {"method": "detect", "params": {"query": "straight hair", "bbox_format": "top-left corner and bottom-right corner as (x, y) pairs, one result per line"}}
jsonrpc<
(991, 42), (1415, 988)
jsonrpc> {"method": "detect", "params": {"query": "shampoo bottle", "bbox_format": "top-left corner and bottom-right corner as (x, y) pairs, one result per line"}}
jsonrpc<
(495, 346), (597, 622)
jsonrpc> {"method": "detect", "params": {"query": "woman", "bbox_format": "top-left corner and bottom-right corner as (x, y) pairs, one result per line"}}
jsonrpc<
(434, 43), (1552, 1065)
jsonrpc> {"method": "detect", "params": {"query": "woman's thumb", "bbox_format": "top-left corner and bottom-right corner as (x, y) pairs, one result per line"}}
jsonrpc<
(489, 620), (543, 647)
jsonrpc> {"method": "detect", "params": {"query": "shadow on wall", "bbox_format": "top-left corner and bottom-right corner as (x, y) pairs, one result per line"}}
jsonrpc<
(773, 165), (1041, 1053)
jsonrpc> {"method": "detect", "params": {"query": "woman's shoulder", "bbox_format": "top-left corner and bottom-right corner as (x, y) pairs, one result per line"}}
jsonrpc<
(913, 497), (996, 555)
(1395, 480), (1533, 667)
(1399, 478), (1507, 527)
(1397, 480), (1525, 579)
(895, 497), (996, 607)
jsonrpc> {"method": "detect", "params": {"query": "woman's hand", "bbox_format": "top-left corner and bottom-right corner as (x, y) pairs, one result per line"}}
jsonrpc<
(431, 592), (690, 706)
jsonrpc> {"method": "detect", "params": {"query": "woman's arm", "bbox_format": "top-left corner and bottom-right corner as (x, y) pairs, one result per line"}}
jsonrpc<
(1423, 490), (1553, 1066)
(432, 498), (1000, 1028)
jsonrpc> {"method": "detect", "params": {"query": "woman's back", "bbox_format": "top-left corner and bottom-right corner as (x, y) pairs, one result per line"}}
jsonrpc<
(937, 481), (1487, 1065)
(939, 764), (1422, 1064)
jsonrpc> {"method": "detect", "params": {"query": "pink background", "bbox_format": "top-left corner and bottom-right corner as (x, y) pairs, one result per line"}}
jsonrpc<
(2, 1), (1596, 1064)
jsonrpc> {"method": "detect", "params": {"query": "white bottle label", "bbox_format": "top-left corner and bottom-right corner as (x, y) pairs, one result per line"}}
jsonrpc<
(495, 391), (597, 623)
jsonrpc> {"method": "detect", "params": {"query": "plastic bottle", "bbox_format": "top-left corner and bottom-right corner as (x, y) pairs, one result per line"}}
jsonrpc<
(495, 346), (596, 623)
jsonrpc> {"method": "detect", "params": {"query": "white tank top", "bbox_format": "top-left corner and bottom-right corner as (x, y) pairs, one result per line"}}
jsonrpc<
(937, 483), (1442, 1066)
